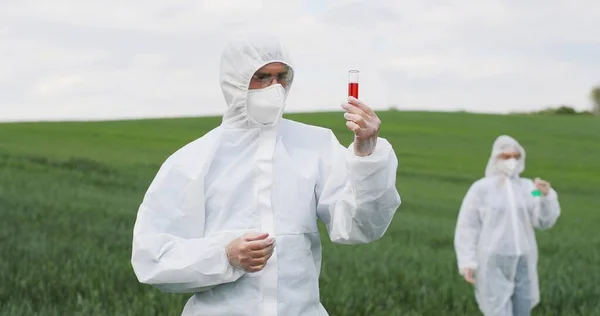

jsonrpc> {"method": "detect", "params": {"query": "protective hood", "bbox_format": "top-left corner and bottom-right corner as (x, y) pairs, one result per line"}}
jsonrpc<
(219, 33), (294, 129)
(484, 135), (526, 178)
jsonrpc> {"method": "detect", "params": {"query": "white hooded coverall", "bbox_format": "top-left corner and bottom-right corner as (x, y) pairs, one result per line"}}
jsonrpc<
(454, 135), (561, 316)
(130, 34), (402, 316)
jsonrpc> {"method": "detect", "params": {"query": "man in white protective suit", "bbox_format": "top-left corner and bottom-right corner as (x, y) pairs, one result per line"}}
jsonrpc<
(454, 135), (561, 316)
(130, 33), (402, 316)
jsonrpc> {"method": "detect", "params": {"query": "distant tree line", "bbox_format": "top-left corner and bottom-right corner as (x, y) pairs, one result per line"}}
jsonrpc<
(592, 85), (600, 115)
(531, 85), (600, 116)
(386, 84), (600, 116)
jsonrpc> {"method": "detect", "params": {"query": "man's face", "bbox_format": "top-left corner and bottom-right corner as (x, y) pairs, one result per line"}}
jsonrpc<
(498, 150), (521, 160)
(249, 62), (291, 90)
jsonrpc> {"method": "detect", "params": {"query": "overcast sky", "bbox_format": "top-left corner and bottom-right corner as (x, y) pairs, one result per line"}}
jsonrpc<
(1, 0), (599, 122)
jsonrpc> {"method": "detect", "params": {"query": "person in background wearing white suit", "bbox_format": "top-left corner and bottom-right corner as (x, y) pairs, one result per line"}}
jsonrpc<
(130, 33), (402, 316)
(454, 135), (561, 316)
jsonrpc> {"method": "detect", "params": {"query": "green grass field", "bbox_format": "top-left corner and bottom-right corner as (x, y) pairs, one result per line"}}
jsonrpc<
(1, 111), (599, 316)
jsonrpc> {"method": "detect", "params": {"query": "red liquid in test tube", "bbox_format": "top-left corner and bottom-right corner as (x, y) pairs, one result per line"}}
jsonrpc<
(348, 70), (359, 99)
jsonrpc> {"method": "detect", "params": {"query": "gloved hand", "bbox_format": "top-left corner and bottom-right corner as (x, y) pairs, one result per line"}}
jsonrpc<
(534, 177), (551, 195)
(341, 96), (381, 157)
(226, 232), (275, 272)
(462, 268), (476, 285)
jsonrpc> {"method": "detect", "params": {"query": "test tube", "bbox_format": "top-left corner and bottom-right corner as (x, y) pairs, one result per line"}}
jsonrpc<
(348, 70), (359, 99)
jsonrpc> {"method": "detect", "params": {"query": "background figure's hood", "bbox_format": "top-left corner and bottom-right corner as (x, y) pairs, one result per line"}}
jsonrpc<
(484, 135), (527, 177)
(219, 33), (294, 129)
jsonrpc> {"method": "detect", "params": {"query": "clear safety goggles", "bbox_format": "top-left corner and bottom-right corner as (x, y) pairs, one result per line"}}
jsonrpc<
(250, 66), (293, 88)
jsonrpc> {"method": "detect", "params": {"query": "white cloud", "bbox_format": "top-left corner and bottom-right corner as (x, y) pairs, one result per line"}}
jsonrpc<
(389, 55), (512, 80)
(33, 74), (84, 96)
(1, 0), (599, 122)
(130, 54), (170, 68)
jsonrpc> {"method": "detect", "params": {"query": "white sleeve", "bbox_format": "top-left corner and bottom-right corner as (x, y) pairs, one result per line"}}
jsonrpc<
(315, 131), (401, 245)
(527, 180), (561, 230)
(130, 159), (245, 294)
(454, 182), (482, 273)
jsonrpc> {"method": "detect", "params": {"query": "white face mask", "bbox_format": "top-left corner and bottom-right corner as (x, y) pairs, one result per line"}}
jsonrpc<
(497, 158), (518, 176)
(246, 84), (286, 125)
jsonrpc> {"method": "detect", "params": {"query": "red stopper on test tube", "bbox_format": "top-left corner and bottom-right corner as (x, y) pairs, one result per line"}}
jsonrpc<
(348, 70), (359, 99)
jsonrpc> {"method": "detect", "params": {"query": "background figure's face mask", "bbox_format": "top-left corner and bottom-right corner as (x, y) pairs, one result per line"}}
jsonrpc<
(484, 135), (526, 179)
(496, 149), (521, 177)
